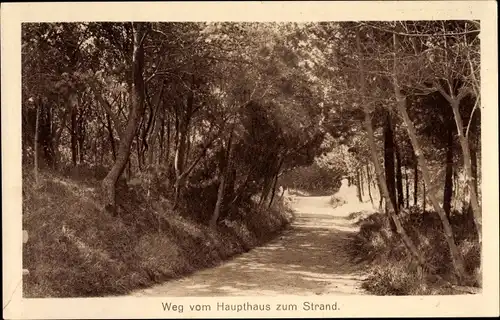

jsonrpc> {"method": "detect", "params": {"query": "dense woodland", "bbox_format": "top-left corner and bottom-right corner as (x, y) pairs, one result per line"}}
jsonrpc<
(22, 21), (481, 295)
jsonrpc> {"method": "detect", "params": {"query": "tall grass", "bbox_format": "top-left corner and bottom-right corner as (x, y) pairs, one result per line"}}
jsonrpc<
(22, 169), (293, 297)
(350, 207), (481, 295)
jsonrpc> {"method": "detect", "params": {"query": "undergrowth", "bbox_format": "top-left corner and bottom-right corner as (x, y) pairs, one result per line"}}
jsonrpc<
(22, 168), (294, 297)
(350, 207), (481, 295)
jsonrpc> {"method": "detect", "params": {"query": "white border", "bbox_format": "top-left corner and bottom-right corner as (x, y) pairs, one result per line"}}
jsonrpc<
(2, 2), (498, 319)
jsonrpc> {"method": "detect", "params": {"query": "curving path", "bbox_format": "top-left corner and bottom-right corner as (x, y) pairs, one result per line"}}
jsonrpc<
(132, 181), (376, 296)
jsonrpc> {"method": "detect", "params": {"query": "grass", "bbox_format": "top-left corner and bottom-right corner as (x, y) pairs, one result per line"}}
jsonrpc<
(22, 168), (294, 297)
(350, 207), (481, 295)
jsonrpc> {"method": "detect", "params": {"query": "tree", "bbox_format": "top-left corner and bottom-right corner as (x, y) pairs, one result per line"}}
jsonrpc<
(101, 22), (148, 214)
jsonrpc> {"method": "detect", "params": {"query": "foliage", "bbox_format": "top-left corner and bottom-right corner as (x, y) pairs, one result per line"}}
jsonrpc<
(22, 20), (482, 295)
(22, 171), (293, 297)
(351, 208), (480, 295)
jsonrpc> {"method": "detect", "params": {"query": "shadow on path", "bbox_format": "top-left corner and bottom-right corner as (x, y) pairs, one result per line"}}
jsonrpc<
(132, 193), (375, 297)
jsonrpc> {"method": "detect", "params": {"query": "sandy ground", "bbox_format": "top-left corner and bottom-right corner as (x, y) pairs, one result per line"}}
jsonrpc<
(132, 180), (377, 296)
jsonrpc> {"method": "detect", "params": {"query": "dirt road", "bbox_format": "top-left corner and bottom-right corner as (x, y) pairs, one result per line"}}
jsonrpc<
(132, 185), (376, 297)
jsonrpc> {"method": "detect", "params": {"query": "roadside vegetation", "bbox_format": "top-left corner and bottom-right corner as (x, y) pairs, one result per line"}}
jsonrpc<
(23, 168), (293, 297)
(22, 21), (481, 296)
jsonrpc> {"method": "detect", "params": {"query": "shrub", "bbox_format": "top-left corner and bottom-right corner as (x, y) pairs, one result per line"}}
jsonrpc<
(351, 207), (481, 295)
(23, 169), (293, 297)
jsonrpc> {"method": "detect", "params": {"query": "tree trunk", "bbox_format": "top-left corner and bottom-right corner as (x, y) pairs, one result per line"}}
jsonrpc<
(443, 126), (454, 219)
(102, 22), (147, 214)
(211, 168), (227, 228)
(158, 112), (165, 168)
(471, 136), (479, 197)
(34, 104), (41, 186)
(147, 102), (163, 169)
(106, 113), (117, 161)
(52, 104), (71, 170)
(356, 28), (425, 267)
(405, 166), (409, 208)
(395, 144), (404, 209)
(423, 181), (426, 211)
(210, 132), (234, 229)
(259, 175), (273, 207)
(441, 95), (481, 245)
(392, 32), (466, 281)
(173, 127), (187, 209)
(384, 112), (398, 214)
(173, 104), (191, 208)
(39, 104), (54, 167)
(165, 114), (171, 167)
(78, 137), (84, 164)
(356, 168), (363, 202)
(135, 135), (143, 171)
(366, 164), (374, 205)
(268, 157), (284, 208)
(378, 184), (384, 210)
(413, 153), (418, 207)
(360, 167), (365, 197)
(71, 106), (78, 166)
(453, 170), (459, 200)
(467, 140), (479, 226)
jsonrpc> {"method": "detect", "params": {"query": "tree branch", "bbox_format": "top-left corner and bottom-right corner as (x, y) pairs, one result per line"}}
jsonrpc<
(89, 81), (124, 138)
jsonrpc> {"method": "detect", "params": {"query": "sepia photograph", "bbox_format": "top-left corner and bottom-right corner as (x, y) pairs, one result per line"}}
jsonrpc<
(2, 1), (499, 319)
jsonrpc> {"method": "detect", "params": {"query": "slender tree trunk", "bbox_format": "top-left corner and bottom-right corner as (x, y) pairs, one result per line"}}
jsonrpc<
(158, 112), (165, 168)
(52, 105), (71, 170)
(471, 135), (479, 197)
(173, 98), (192, 208)
(173, 123), (187, 208)
(39, 105), (54, 167)
(71, 107), (78, 166)
(360, 167), (365, 197)
(147, 103), (163, 169)
(211, 168), (227, 228)
(259, 175), (273, 207)
(395, 144), (404, 209)
(102, 22), (147, 214)
(356, 28), (425, 267)
(165, 115), (171, 167)
(366, 164), (374, 205)
(443, 126), (454, 219)
(185, 128), (192, 168)
(356, 168), (363, 202)
(106, 114), (117, 161)
(384, 112), (398, 214)
(423, 181), (426, 211)
(453, 170), (459, 200)
(467, 140), (479, 230)
(135, 135), (143, 171)
(392, 32), (466, 280)
(442, 95), (482, 244)
(405, 166), (409, 208)
(211, 132), (233, 229)
(100, 129), (105, 166)
(378, 189), (384, 210)
(126, 159), (132, 180)
(413, 153), (418, 207)
(34, 104), (41, 186)
(268, 157), (284, 208)
(77, 117), (85, 164)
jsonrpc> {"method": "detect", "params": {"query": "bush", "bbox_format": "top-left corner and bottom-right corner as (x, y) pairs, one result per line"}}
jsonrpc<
(351, 208), (481, 295)
(22, 169), (293, 297)
(363, 261), (428, 295)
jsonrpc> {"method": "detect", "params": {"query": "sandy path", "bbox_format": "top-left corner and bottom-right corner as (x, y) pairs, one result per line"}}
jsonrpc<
(132, 183), (376, 297)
